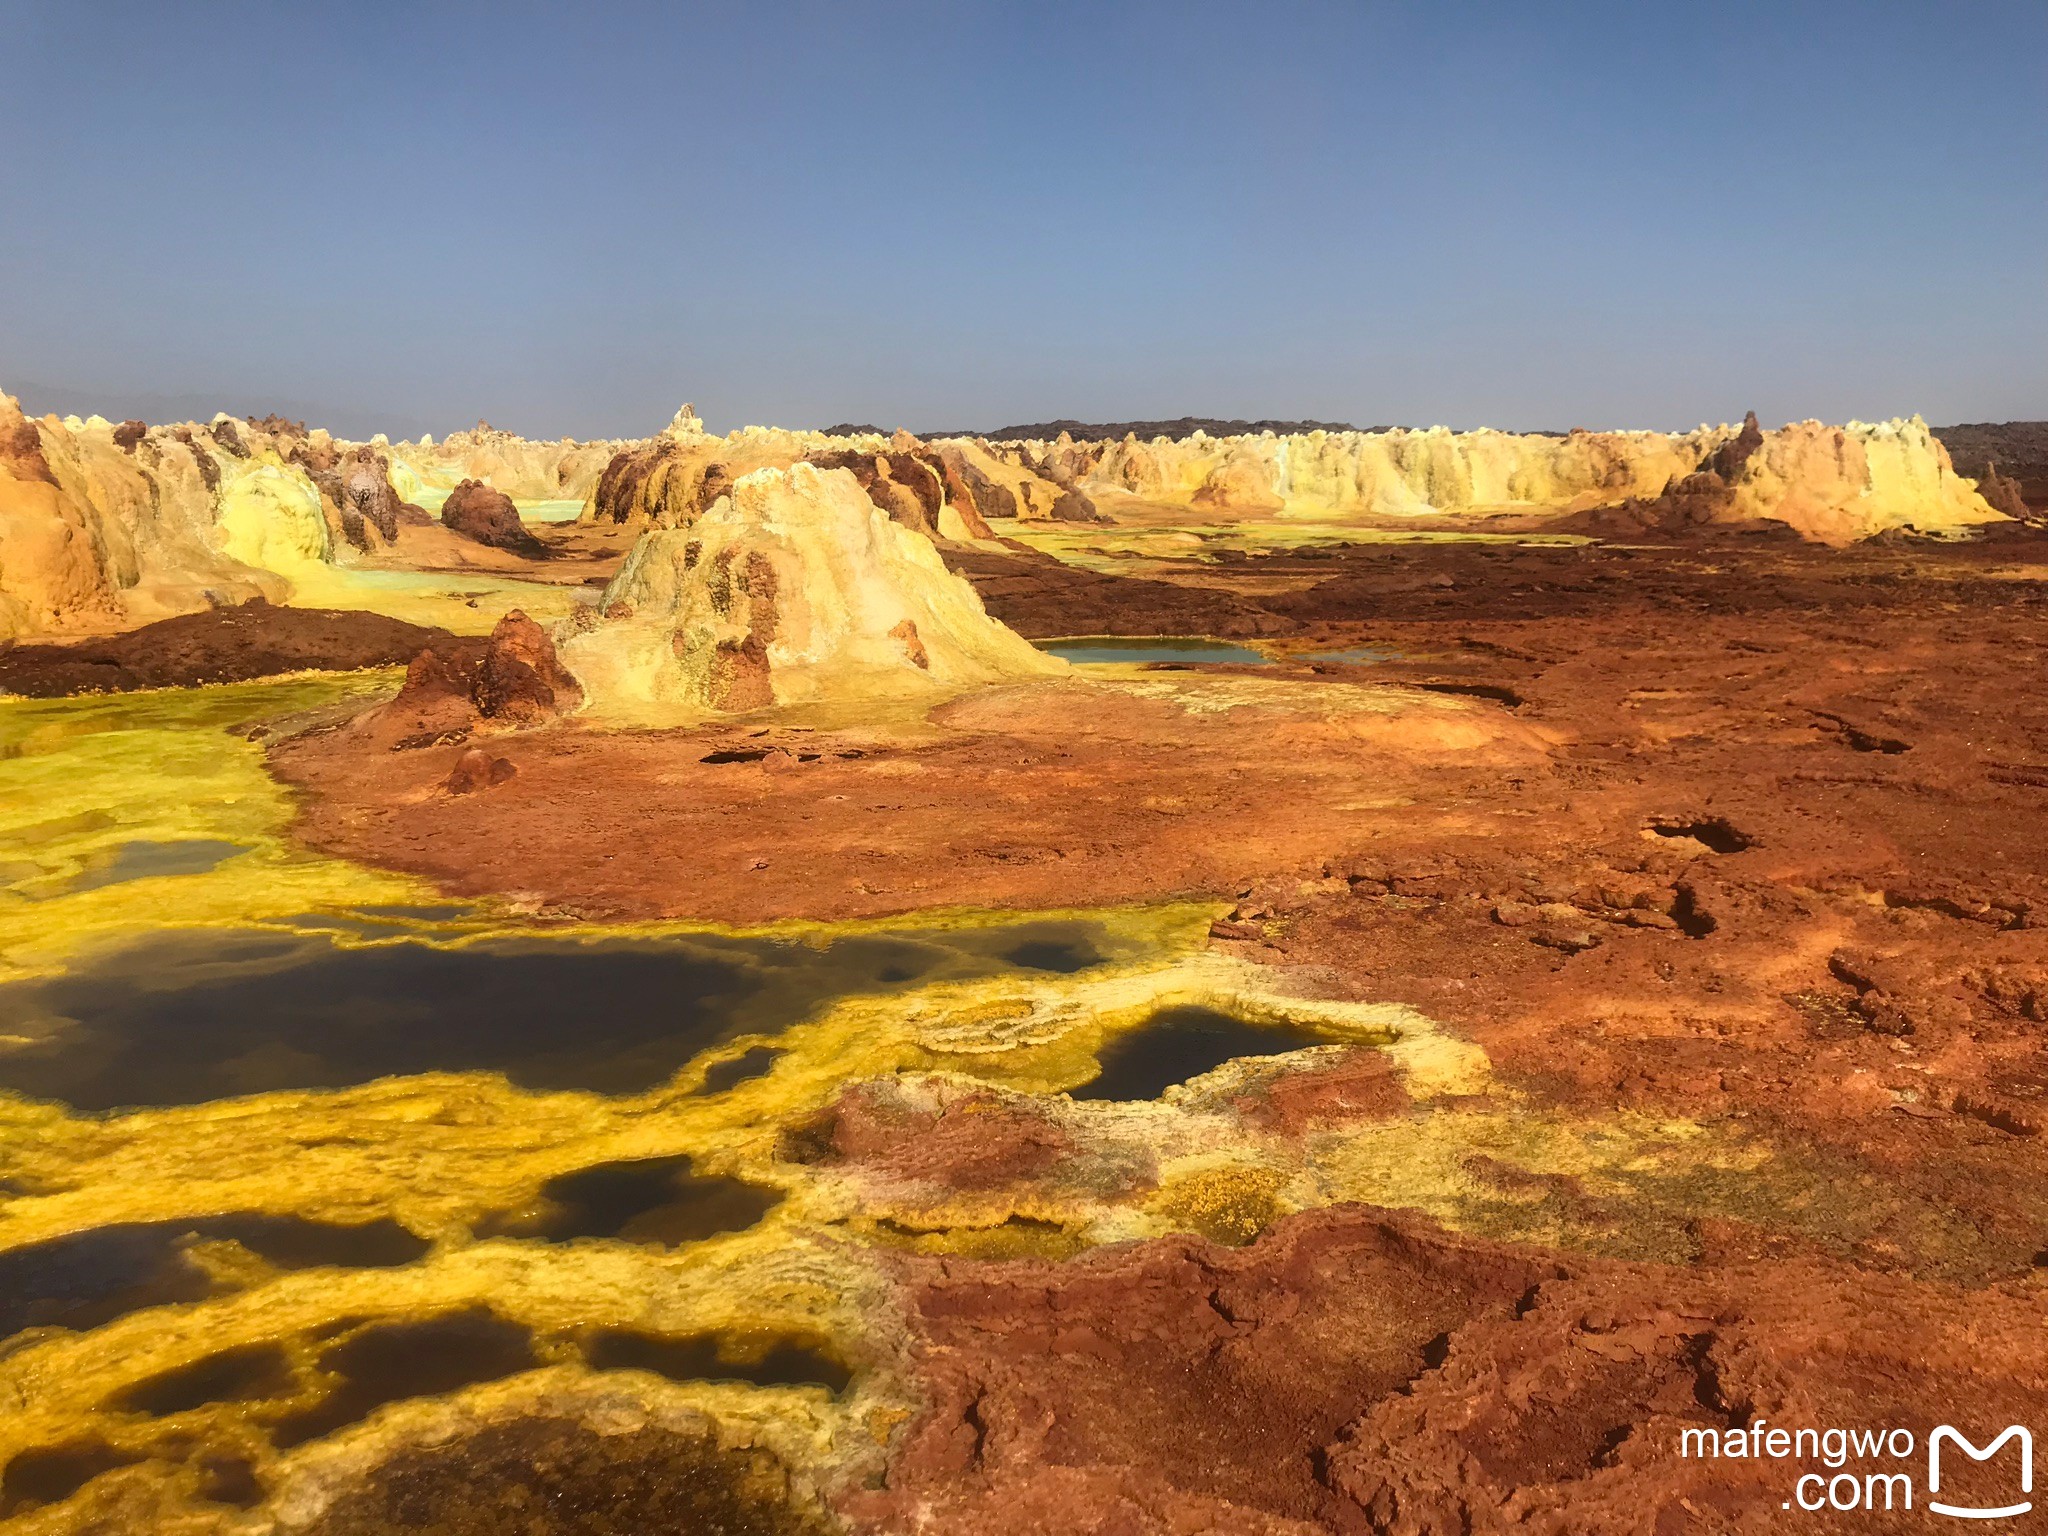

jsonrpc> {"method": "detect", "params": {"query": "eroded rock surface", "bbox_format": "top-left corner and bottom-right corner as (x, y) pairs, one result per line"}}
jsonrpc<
(848, 1203), (2048, 1534)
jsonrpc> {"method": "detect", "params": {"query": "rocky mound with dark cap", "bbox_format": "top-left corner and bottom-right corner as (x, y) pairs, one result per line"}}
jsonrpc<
(289, 442), (430, 549)
(804, 445), (990, 539)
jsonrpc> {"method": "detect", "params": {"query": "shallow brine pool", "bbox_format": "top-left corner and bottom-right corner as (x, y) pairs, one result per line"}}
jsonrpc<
(1034, 635), (1273, 665)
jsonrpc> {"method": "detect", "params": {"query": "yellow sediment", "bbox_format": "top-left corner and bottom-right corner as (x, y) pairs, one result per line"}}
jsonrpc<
(279, 565), (588, 635)
(0, 677), (433, 984)
(995, 516), (1590, 575)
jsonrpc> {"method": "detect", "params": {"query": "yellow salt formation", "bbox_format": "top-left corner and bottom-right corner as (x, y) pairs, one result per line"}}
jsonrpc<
(560, 462), (1065, 722)
(7, 389), (2010, 648)
(0, 391), (619, 641)
(1727, 416), (2000, 542)
(1, 396), (308, 638)
(0, 401), (343, 638)
(0, 677), (435, 984)
(1022, 416), (2008, 539)
(214, 463), (333, 574)
(384, 420), (624, 504)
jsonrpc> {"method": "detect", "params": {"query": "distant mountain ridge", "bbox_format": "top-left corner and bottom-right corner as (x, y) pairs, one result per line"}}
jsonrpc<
(927, 417), (1374, 443)
(1930, 420), (2048, 509)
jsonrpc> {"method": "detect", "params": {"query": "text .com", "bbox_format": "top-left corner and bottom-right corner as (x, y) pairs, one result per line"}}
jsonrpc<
(1679, 1422), (2033, 1518)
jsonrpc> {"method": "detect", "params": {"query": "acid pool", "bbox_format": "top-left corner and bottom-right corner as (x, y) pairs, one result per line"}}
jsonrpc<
(1034, 636), (1273, 665)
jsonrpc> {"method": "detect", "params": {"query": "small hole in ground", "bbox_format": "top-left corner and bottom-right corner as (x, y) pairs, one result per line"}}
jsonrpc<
(1671, 885), (1718, 938)
(1647, 817), (1752, 855)
(1416, 681), (1524, 709)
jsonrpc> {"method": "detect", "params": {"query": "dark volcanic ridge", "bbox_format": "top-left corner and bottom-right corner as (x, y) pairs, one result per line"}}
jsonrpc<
(817, 417), (1373, 443)
(943, 416), (1373, 442)
(1931, 420), (2048, 510)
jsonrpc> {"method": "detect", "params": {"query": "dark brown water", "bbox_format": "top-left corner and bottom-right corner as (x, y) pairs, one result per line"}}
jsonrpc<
(583, 1328), (851, 1393)
(0, 1215), (429, 1340)
(1072, 1005), (1326, 1100)
(0, 1440), (141, 1518)
(481, 1155), (781, 1246)
(107, 1342), (296, 1416)
(698, 1046), (782, 1094)
(0, 918), (1116, 1111)
(272, 1308), (538, 1447)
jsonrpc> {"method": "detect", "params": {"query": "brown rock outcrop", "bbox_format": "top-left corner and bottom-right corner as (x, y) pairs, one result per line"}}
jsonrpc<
(1974, 461), (2034, 520)
(209, 418), (250, 458)
(445, 747), (518, 794)
(586, 433), (803, 528)
(1, 400), (53, 482)
(441, 478), (547, 556)
(587, 438), (684, 524)
(474, 610), (584, 723)
(0, 394), (126, 635)
(1048, 484), (1109, 523)
(804, 449), (954, 536)
(372, 609), (583, 746)
(291, 441), (425, 551)
(1704, 407), (1765, 481)
(335, 445), (422, 546)
(932, 442), (1020, 523)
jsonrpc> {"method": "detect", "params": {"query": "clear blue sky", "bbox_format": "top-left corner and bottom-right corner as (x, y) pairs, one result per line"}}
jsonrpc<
(3, 0), (2041, 439)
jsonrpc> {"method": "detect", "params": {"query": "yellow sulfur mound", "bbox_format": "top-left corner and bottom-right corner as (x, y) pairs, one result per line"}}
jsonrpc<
(1019, 415), (2008, 539)
(560, 462), (1064, 722)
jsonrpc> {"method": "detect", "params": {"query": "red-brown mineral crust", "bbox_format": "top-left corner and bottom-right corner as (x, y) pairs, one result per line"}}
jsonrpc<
(844, 1205), (2048, 1535)
(0, 601), (461, 695)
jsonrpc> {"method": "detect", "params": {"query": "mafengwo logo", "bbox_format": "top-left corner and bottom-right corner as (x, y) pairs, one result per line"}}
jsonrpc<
(1928, 1427), (2032, 1521)
(1679, 1421), (2033, 1519)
